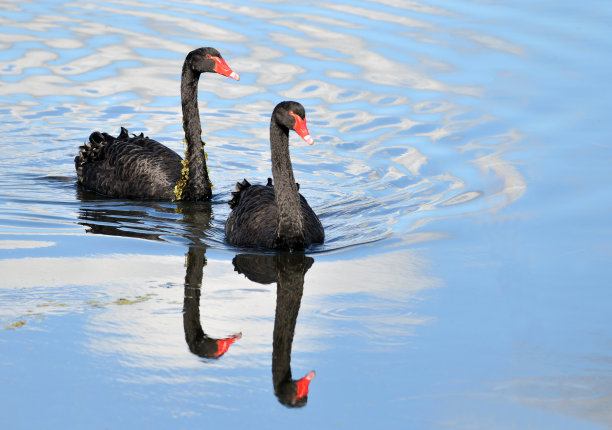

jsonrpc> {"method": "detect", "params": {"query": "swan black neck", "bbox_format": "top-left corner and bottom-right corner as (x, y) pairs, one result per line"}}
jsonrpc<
(270, 120), (304, 249)
(178, 65), (211, 201)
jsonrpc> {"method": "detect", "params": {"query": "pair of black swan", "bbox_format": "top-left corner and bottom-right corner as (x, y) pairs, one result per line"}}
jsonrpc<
(75, 47), (324, 250)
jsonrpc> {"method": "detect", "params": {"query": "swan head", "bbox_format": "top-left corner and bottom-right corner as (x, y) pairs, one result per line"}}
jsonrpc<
(275, 370), (316, 408)
(186, 47), (240, 81)
(274, 101), (315, 145)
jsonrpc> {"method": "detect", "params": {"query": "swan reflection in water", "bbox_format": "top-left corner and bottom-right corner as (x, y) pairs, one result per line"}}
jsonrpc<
(76, 194), (315, 406)
(76, 187), (211, 242)
(183, 246), (242, 359)
(233, 252), (316, 408)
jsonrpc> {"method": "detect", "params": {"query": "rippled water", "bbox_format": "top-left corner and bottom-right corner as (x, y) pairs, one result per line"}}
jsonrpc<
(1, 1), (611, 428)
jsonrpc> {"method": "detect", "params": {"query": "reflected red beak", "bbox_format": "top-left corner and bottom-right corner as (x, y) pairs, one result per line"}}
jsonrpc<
(212, 56), (240, 81)
(290, 112), (314, 145)
(214, 333), (242, 358)
(295, 370), (316, 399)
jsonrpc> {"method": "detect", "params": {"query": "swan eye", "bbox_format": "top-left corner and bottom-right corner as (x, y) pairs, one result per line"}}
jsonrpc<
(205, 54), (212, 59)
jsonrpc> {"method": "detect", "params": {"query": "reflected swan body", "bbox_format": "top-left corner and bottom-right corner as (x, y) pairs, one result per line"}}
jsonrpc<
(75, 47), (239, 201)
(233, 252), (315, 407)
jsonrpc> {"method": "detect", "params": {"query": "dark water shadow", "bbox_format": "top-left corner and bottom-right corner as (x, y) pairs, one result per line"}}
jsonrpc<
(233, 252), (316, 408)
(78, 190), (241, 358)
(76, 186), (213, 245)
(74, 183), (390, 254)
(76, 186), (315, 406)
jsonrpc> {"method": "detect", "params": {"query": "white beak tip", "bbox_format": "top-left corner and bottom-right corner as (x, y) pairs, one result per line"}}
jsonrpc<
(229, 71), (240, 81)
(303, 134), (314, 145)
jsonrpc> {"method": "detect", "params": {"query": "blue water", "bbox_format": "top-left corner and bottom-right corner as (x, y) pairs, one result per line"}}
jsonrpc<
(1, 0), (611, 428)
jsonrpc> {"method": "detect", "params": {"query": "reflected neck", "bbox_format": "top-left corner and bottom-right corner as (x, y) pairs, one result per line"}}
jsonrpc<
(272, 261), (305, 388)
(183, 247), (206, 347)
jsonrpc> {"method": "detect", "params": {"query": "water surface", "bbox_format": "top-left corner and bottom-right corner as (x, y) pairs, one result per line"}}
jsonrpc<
(1, 1), (611, 428)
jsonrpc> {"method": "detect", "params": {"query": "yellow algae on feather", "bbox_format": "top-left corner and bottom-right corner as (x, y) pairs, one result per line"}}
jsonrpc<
(173, 158), (190, 201)
(173, 131), (213, 199)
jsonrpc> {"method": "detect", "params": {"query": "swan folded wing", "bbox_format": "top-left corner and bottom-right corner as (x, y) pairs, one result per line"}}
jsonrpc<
(226, 185), (324, 248)
(78, 135), (182, 199)
(300, 195), (325, 245)
(108, 141), (182, 198)
(226, 185), (279, 248)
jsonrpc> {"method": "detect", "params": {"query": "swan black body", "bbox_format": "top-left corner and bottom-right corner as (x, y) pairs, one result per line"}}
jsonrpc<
(76, 128), (182, 200)
(75, 47), (239, 201)
(225, 101), (324, 250)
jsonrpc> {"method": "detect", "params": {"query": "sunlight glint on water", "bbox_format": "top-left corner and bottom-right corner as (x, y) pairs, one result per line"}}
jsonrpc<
(0, 0), (521, 251)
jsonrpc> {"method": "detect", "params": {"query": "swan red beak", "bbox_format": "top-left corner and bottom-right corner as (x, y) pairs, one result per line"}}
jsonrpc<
(214, 332), (242, 358)
(212, 56), (240, 81)
(290, 112), (314, 145)
(294, 370), (316, 400)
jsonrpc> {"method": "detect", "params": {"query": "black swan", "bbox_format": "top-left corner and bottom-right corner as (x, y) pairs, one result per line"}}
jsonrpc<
(225, 101), (324, 250)
(75, 47), (239, 201)
(233, 253), (316, 407)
